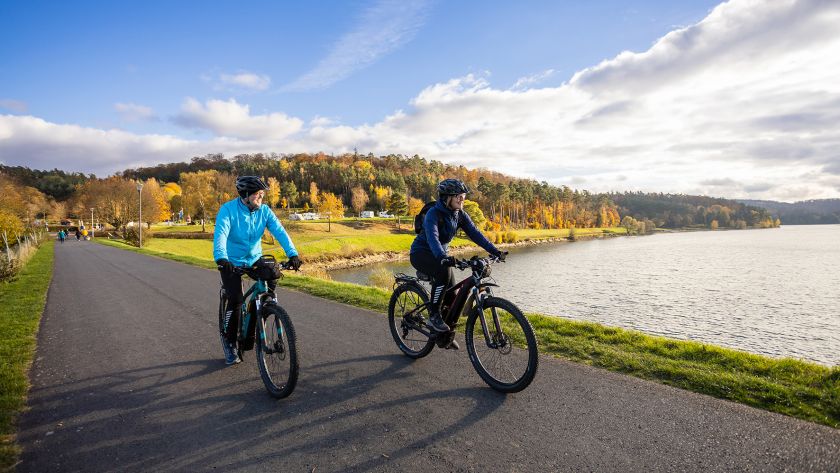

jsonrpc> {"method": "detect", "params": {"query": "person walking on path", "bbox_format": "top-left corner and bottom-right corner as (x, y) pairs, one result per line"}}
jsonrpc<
(57, 230), (65, 244)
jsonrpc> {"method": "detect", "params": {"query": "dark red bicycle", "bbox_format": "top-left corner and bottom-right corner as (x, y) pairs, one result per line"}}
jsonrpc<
(388, 255), (539, 393)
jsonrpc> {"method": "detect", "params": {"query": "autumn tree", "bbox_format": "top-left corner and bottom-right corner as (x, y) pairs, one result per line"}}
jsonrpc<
(309, 181), (319, 208)
(180, 170), (219, 232)
(317, 192), (345, 217)
(350, 186), (369, 216)
(407, 197), (424, 216)
(267, 177), (281, 208)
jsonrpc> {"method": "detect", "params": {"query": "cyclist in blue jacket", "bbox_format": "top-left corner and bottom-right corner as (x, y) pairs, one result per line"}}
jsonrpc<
(410, 178), (504, 349)
(214, 176), (302, 364)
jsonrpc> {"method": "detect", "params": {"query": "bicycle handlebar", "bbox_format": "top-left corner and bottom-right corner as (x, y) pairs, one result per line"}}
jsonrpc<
(452, 251), (508, 270)
(218, 260), (298, 273)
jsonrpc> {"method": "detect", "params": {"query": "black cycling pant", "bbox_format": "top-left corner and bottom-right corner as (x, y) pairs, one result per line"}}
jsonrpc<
(219, 268), (276, 343)
(410, 250), (454, 316)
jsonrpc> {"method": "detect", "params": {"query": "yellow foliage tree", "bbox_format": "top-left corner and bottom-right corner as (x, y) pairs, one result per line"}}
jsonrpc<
(317, 192), (345, 217)
(267, 177), (281, 208)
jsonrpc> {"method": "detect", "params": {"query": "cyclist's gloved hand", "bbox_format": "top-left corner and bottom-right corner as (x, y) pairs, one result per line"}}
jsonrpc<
(288, 255), (303, 271)
(492, 251), (508, 262)
(216, 259), (234, 273)
(441, 256), (457, 267)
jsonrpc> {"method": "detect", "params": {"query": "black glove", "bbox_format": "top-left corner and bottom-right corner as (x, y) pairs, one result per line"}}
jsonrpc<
(440, 256), (457, 267)
(492, 251), (508, 262)
(216, 259), (234, 273)
(288, 255), (303, 271)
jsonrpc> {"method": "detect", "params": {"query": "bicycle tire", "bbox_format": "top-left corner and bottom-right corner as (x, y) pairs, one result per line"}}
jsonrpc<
(388, 283), (435, 359)
(255, 303), (299, 399)
(465, 297), (538, 393)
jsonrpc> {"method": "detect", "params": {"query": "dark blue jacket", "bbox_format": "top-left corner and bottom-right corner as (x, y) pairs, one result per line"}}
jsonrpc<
(410, 200), (499, 260)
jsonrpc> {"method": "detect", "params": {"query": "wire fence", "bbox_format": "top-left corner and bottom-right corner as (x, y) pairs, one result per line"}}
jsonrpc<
(1, 229), (46, 282)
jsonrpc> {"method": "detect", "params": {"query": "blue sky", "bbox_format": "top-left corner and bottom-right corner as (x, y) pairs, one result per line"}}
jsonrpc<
(2, 0), (839, 201)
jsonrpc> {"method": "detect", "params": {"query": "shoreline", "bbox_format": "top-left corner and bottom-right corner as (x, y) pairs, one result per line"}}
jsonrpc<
(308, 231), (622, 272)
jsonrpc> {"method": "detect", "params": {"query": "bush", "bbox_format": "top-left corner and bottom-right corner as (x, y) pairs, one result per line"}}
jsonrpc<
(123, 226), (153, 247)
(504, 231), (519, 243)
(0, 256), (19, 282)
(368, 266), (393, 290)
(0, 210), (24, 240)
(568, 227), (577, 241)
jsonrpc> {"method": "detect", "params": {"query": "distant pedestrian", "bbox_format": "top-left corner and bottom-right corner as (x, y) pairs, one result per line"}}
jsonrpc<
(58, 230), (66, 244)
(75, 229), (81, 241)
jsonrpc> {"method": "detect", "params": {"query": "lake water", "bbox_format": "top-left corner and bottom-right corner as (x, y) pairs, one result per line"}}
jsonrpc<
(331, 225), (840, 366)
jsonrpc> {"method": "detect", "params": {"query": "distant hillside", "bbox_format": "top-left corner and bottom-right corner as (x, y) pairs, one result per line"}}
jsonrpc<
(611, 192), (778, 229)
(738, 199), (840, 225)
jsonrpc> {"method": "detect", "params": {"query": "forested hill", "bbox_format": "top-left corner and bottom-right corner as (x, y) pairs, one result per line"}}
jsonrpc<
(0, 165), (92, 200)
(610, 192), (779, 229)
(115, 152), (621, 230)
(739, 199), (840, 225)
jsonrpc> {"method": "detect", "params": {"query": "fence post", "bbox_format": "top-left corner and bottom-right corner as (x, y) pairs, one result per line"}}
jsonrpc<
(2, 231), (9, 262)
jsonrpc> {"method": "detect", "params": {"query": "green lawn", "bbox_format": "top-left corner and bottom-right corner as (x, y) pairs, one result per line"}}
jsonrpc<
(0, 241), (55, 470)
(94, 237), (839, 428)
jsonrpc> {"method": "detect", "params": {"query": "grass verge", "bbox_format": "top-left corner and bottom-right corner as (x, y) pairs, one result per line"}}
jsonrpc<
(93, 238), (839, 428)
(0, 241), (55, 471)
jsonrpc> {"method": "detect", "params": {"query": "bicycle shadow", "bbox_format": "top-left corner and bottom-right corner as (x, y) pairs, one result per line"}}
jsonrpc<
(19, 353), (508, 472)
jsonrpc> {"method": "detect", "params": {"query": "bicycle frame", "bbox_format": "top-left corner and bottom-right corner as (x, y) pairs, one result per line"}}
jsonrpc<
(220, 275), (279, 351)
(400, 257), (504, 349)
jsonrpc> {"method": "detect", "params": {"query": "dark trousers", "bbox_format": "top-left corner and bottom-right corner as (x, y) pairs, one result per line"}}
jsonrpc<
(410, 250), (454, 316)
(219, 269), (276, 343)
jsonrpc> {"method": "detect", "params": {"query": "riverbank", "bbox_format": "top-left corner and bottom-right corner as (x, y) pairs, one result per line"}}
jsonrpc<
(93, 237), (839, 428)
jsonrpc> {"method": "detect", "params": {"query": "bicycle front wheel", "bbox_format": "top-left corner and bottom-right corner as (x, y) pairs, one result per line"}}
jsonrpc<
(465, 297), (538, 393)
(388, 283), (435, 359)
(256, 304), (299, 399)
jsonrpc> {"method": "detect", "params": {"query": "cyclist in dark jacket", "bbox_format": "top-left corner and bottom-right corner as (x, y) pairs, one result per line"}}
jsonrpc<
(410, 179), (504, 349)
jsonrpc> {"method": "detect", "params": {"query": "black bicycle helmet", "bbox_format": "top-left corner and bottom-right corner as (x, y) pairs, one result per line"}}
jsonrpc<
(437, 178), (470, 197)
(236, 176), (269, 198)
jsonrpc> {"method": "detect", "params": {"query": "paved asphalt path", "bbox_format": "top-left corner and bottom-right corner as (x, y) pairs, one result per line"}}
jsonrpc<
(17, 241), (840, 472)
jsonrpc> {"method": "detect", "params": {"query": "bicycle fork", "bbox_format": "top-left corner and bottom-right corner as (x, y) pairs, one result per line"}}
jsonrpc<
(473, 286), (505, 349)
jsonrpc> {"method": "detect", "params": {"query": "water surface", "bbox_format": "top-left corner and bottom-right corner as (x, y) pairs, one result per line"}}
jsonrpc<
(331, 226), (840, 365)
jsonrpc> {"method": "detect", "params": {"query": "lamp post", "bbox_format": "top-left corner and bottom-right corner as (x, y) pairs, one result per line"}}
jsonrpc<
(136, 182), (144, 248)
(90, 208), (95, 239)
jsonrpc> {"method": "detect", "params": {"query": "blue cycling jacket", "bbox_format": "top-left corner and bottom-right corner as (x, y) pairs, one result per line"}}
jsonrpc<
(410, 200), (498, 260)
(213, 198), (298, 266)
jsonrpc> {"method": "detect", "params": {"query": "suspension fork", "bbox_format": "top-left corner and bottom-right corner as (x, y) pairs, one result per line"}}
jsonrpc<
(474, 285), (503, 349)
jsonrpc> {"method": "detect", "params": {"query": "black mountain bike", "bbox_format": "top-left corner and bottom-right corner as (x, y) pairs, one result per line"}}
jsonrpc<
(218, 256), (298, 398)
(388, 255), (539, 393)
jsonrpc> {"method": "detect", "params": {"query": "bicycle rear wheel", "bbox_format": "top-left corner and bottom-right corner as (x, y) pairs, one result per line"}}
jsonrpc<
(388, 283), (435, 359)
(465, 297), (538, 393)
(256, 303), (299, 398)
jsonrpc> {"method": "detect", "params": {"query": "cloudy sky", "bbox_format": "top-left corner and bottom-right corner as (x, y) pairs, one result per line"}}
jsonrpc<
(2, 0), (839, 202)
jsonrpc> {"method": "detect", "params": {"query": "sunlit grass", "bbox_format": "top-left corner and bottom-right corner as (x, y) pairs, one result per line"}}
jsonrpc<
(0, 241), (54, 470)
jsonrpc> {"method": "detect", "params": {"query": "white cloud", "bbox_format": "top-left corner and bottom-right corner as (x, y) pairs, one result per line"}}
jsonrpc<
(0, 99), (28, 113)
(282, 0), (432, 91)
(114, 102), (156, 122)
(3, 0), (840, 202)
(511, 69), (555, 90)
(173, 98), (303, 140)
(219, 72), (271, 91)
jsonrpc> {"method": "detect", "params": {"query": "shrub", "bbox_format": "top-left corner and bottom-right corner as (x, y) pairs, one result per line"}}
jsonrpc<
(0, 256), (18, 282)
(123, 226), (153, 247)
(504, 231), (519, 243)
(368, 266), (393, 290)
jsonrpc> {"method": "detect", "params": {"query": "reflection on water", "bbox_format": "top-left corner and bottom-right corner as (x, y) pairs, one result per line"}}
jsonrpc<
(331, 226), (840, 365)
